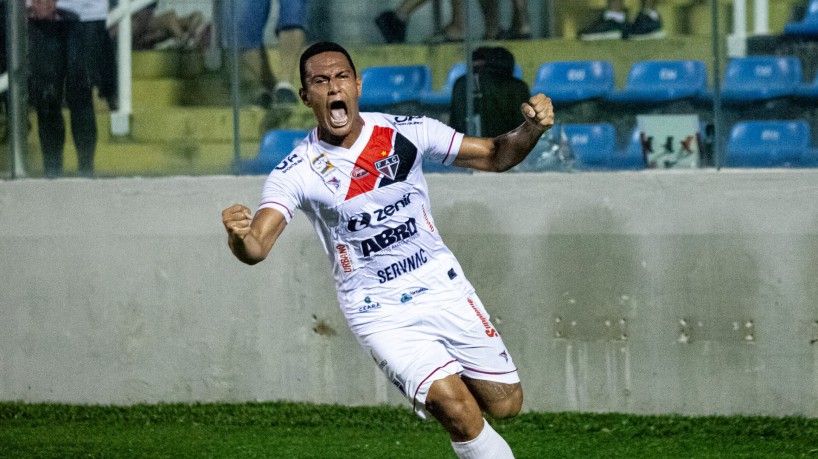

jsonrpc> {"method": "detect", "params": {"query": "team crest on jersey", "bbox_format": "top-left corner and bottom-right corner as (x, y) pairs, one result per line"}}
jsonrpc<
(311, 152), (334, 176)
(351, 165), (370, 179)
(375, 155), (400, 180)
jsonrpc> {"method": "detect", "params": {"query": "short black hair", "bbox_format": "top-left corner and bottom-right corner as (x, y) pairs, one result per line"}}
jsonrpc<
(299, 41), (357, 88)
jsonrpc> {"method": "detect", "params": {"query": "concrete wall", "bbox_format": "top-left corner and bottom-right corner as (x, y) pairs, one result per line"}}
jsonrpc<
(1, 171), (817, 418)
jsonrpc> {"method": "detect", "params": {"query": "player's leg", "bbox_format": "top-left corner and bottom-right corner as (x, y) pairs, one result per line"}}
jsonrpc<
(461, 377), (523, 419)
(426, 375), (515, 458)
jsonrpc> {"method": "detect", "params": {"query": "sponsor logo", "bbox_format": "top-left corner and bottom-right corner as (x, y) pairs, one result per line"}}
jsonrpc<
(346, 194), (412, 232)
(421, 204), (435, 233)
(336, 244), (354, 273)
(361, 218), (418, 257)
(327, 177), (341, 190)
(401, 293), (412, 303)
(394, 115), (423, 125)
(378, 250), (428, 284)
(399, 286), (430, 303)
(358, 296), (382, 313)
(375, 155), (400, 180)
(351, 165), (369, 179)
(311, 152), (334, 175)
(500, 350), (509, 363)
(468, 298), (497, 337)
(275, 153), (303, 173)
(448, 268), (457, 280)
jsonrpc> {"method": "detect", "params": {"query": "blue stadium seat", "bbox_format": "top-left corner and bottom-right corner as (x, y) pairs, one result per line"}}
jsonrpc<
(606, 60), (707, 104)
(720, 56), (802, 104)
(235, 129), (310, 175)
(725, 120), (811, 167)
(420, 62), (524, 108)
(359, 65), (432, 110)
(796, 72), (818, 101)
(784, 0), (818, 37)
(565, 123), (644, 170)
(530, 60), (614, 105)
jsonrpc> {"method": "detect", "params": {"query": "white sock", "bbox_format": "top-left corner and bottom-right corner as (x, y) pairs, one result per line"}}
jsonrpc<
(451, 419), (514, 459)
(603, 10), (627, 23)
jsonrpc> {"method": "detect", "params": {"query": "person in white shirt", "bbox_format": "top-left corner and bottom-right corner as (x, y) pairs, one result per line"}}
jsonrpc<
(222, 41), (554, 459)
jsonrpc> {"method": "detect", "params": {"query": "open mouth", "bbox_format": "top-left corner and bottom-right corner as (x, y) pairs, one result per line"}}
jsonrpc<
(329, 101), (348, 127)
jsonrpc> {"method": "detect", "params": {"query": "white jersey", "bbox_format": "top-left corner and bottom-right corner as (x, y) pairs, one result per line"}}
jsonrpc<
(259, 113), (475, 333)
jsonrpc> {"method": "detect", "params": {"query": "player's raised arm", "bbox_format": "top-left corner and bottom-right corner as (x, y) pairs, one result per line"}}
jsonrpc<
(453, 93), (554, 172)
(221, 205), (288, 265)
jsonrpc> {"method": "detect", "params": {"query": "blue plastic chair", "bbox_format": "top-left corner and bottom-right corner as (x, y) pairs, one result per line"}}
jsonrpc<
(565, 123), (644, 171)
(606, 60), (707, 104)
(359, 65), (432, 110)
(235, 129), (310, 175)
(420, 62), (524, 108)
(784, 0), (818, 37)
(530, 60), (614, 105)
(796, 72), (818, 101)
(725, 120), (811, 167)
(720, 56), (802, 104)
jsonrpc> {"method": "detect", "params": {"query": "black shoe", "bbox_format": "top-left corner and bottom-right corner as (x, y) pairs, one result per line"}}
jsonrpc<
(627, 12), (666, 40)
(375, 11), (407, 43)
(579, 15), (626, 40)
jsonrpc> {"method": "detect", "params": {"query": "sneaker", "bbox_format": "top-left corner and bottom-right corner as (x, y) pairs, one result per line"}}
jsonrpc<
(579, 15), (626, 41)
(274, 82), (299, 106)
(375, 11), (407, 44)
(627, 12), (666, 40)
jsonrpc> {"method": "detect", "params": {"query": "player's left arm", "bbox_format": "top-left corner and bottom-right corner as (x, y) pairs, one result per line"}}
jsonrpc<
(453, 93), (554, 172)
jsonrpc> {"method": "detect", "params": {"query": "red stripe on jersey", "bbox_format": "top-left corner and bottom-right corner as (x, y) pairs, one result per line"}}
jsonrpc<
(345, 126), (395, 201)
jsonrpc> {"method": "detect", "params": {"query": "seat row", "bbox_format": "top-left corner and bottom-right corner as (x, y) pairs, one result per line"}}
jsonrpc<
(784, 0), (818, 37)
(234, 119), (818, 174)
(357, 55), (818, 110)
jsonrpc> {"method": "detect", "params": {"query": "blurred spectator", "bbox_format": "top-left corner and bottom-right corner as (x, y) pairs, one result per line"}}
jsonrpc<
(376, 0), (465, 43)
(480, 0), (531, 40)
(450, 46), (530, 137)
(377, 0), (531, 43)
(111, 0), (210, 50)
(579, 0), (664, 40)
(28, 0), (110, 178)
(221, 0), (309, 108)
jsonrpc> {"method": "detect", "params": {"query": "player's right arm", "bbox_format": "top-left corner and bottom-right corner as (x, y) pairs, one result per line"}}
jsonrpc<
(222, 205), (288, 265)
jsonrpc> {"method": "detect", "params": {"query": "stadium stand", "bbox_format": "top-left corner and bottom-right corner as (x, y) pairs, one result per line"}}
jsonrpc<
(530, 60), (615, 106)
(784, 0), (818, 37)
(606, 60), (708, 104)
(420, 62), (523, 109)
(724, 120), (812, 167)
(359, 65), (432, 111)
(235, 129), (310, 175)
(720, 56), (803, 104)
(565, 123), (645, 171)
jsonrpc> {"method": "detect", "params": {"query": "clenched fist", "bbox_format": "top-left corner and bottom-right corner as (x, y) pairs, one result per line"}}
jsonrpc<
(222, 204), (253, 240)
(521, 94), (554, 133)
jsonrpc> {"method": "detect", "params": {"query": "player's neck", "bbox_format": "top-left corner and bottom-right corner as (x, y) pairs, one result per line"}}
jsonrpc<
(318, 116), (364, 149)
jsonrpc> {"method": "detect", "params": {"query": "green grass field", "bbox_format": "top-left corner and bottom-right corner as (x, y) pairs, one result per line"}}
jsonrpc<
(2, 401), (817, 458)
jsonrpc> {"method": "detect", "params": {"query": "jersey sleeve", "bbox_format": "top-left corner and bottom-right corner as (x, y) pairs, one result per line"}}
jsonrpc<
(258, 151), (307, 223)
(393, 115), (464, 167)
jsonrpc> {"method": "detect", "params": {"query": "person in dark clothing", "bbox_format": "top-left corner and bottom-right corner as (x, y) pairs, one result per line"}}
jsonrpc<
(450, 46), (531, 137)
(28, 0), (109, 178)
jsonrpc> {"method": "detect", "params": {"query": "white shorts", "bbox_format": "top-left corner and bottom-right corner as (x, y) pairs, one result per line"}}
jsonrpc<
(355, 294), (519, 416)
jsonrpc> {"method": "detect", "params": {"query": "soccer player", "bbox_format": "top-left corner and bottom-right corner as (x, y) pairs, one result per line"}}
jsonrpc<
(222, 41), (553, 458)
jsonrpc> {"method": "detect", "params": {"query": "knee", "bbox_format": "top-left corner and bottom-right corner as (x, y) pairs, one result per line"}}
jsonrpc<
(425, 376), (484, 440)
(484, 388), (523, 419)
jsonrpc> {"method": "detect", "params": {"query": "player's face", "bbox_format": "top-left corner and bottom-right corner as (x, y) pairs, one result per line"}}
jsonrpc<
(299, 51), (363, 148)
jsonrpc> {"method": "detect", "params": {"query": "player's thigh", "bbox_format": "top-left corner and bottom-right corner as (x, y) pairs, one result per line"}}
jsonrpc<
(461, 376), (523, 419)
